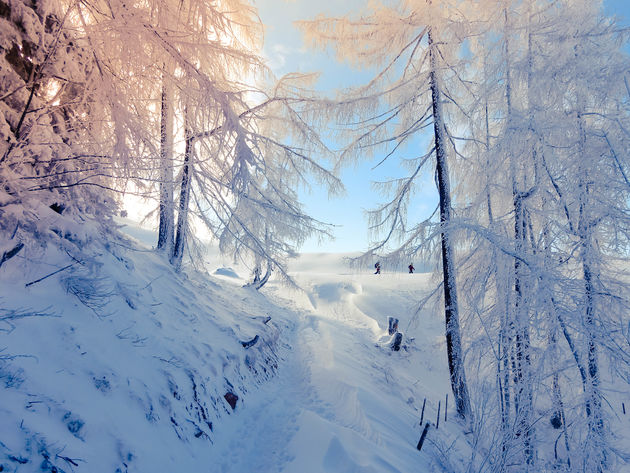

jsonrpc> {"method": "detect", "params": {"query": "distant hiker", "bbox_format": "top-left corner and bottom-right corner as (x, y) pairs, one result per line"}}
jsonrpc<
(374, 262), (381, 275)
(408, 263), (414, 273)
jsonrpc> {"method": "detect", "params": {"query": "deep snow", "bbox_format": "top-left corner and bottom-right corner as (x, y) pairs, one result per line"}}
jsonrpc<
(0, 223), (471, 472)
(212, 255), (469, 472)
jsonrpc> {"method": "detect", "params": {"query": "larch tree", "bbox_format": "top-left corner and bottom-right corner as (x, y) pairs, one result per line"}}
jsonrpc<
(300, 0), (630, 468)
(156, 60), (175, 254)
(299, 0), (473, 420)
(0, 0), (117, 262)
(57, 0), (341, 277)
(189, 78), (343, 284)
(453, 0), (630, 469)
(535, 3), (630, 467)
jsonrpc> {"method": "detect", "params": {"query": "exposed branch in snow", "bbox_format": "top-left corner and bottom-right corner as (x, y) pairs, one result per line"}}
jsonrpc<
(0, 307), (58, 333)
(24, 263), (77, 288)
(0, 243), (24, 269)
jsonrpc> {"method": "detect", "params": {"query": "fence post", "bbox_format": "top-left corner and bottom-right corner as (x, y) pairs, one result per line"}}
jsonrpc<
(445, 394), (448, 423)
(416, 422), (431, 451)
(436, 400), (441, 429)
(387, 316), (399, 335)
(420, 398), (426, 425)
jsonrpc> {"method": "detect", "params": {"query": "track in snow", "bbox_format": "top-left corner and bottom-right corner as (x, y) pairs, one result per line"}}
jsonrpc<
(212, 268), (453, 473)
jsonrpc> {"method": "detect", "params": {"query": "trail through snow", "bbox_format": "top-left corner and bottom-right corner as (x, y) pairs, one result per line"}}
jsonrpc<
(212, 255), (461, 472)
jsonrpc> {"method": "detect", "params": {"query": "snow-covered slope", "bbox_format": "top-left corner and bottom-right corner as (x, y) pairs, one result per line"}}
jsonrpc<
(1, 227), (471, 472)
(0, 226), (292, 472)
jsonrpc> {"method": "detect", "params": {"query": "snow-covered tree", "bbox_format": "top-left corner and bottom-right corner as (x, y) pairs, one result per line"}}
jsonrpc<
(299, 0), (473, 419)
(188, 78), (342, 284)
(453, 0), (630, 469)
(47, 0), (341, 277)
(0, 0), (116, 262)
(301, 0), (630, 468)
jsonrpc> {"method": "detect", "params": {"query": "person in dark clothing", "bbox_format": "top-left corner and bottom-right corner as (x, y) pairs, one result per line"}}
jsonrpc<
(408, 263), (414, 273)
(374, 261), (381, 274)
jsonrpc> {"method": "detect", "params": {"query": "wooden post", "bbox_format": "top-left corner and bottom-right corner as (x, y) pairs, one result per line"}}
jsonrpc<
(391, 332), (403, 351)
(420, 398), (426, 425)
(445, 394), (448, 423)
(416, 422), (431, 451)
(388, 317), (399, 335)
(436, 400), (441, 429)
(623, 402), (626, 415)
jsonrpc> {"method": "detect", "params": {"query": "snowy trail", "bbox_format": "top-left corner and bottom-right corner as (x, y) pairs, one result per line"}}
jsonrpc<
(212, 262), (453, 472)
(211, 306), (311, 472)
(213, 305), (392, 473)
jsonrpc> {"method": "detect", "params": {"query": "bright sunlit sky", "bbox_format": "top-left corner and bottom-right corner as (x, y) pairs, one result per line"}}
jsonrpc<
(252, 0), (630, 253)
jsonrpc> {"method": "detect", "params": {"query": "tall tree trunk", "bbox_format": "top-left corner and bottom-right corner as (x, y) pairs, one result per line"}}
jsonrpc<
(581, 248), (604, 435)
(512, 183), (534, 465)
(428, 26), (471, 421)
(484, 102), (494, 226)
(576, 110), (605, 465)
(157, 74), (175, 253)
(550, 328), (572, 469)
(539, 202), (572, 466)
(504, 5), (534, 464)
(498, 286), (512, 464)
(171, 108), (193, 270)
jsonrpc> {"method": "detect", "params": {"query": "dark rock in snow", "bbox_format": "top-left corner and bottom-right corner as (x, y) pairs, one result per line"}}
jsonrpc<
(224, 392), (238, 410)
(49, 203), (65, 214)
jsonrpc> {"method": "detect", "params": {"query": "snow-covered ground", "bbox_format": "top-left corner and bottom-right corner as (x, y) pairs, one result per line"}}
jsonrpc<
(0, 223), (471, 472)
(205, 253), (472, 473)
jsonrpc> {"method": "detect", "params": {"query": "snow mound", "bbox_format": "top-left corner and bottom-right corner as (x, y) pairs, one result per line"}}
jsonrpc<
(310, 281), (362, 305)
(214, 266), (240, 278)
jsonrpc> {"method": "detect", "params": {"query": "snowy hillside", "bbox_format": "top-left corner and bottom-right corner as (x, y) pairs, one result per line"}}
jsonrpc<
(0, 223), (473, 472)
(0, 224), (291, 472)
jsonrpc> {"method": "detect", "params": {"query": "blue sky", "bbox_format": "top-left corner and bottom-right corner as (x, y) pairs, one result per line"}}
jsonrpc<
(255, 0), (630, 253)
(606, 0), (630, 19)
